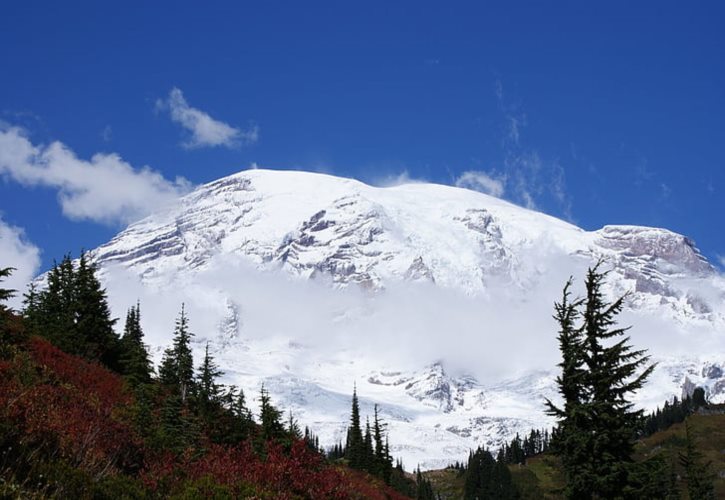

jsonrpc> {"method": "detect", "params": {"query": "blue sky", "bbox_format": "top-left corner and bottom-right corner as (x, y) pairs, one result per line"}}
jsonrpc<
(0, 1), (723, 285)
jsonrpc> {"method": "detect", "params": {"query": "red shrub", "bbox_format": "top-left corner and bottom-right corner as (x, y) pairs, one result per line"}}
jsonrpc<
(0, 337), (141, 476)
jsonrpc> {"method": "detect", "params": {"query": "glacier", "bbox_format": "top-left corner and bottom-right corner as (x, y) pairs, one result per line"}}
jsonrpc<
(76, 168), (724, 470)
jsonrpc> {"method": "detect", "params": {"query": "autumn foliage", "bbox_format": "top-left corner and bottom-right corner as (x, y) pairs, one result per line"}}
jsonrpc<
(0, 333), (411, 498)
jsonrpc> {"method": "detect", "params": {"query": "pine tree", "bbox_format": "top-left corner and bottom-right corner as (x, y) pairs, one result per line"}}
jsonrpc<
(0, 267), (17, 350)
(258, 384), (284, 441)
(197, 342), (223, 406)
(373, 404), (391, 480)
(679, 422), (715, 500)
(33, 255), (78, 352)
(119, 302), (153, 386)
(345, 384), (365, 469)
(159, 304), (196, 402)
(74, 252), (119, 368)
(0, 267), (15, 306)
(546, 263), (655, 498)
(364, 417), (374, 471)
(287, 410), (302, 440)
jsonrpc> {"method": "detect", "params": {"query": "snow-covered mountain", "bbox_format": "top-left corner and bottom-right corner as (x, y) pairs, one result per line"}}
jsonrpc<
(84, 169), (725, 469)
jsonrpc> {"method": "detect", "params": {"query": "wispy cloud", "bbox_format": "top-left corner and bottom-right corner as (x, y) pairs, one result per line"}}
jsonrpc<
(101, 125), (112, 142)
(156, 87), (258, 149)
(0, 124), (192, 225)
(493, 79), (573, 219)
(717, 254), (725, 270)
(455, 170), (506, 198)
(0, 216), (41, 309)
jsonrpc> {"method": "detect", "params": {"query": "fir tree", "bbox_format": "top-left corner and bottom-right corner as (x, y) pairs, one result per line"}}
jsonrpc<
(345, 384), (365, 469)
(546, 263), (655, 498)
(287, 410), (302, 440)
(364, 417), (374, 471)
(0, 267), (15, 306)
(73, 252), (119, 368)
(0, 267), (16, 349)
(32, 255), (78, 353)
(159, 304), (195, 402)
(197, 342), (223, 406)
(415, 467), (436, 499)
(679, 422), (715, 500)
(119, 302), (153, 386)
(258, 384), (284, 441)
(373, 404), (392, 480)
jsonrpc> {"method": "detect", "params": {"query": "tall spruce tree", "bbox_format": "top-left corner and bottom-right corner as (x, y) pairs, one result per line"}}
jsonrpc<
(159, 304), (195, 402)
(0, 267), (16, 348)
(679, 422), (715, 500)
(119, 302), (153, 386)
(345, 384), (365, 469)
(363, 417), (374, 471)
(373, 404), (387, 477)
(197, 342), (223, 405)
(546, 263), (654, 498)
(0, 267), (15, 306)
(258, 384), (284, 441)
(74, 252), (119, 368)
(23, 254), (121, 368)
(31, 255), (77, 352)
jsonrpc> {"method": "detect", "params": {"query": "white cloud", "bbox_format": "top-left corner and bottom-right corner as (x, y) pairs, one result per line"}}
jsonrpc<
(157, 87), (258, 149)
(101, 125), (112, 142)
(0, 124), (192, 225)
(455, 170), (505, 198)
(717, 254), (725, 270)
(493, 79), (573, 218)
(371, 170), (427, 188)
(0, 217), (41, 309)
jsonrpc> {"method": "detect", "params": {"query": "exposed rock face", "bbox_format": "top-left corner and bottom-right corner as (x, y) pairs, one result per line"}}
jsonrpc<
(90, 170), (721, 320)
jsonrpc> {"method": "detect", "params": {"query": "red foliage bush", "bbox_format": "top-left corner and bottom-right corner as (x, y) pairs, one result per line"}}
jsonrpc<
(0, 337), (412, 498)
(0, 337), (141, 476)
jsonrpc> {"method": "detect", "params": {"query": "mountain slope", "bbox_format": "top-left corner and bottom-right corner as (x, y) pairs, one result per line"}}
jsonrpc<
(80, 168), (725, 469)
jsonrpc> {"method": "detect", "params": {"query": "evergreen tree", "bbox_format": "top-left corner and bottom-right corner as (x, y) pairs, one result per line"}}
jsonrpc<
(159, 304), (195, 402)
(258, 384), (284, 441)
(345, 384), (365, 469)
(287, 410), (302, 440)
(373, 404), (392, 481)
(32, 255), (78, 352)
(0, 267), (17, 351)
(119, 302), (153, 386)
(0, 267), (15, 306)
(197, 342), (223, 406)
(546, 264), (654, 498)
(73, 252), (119, 368)
(363, 417), (374, 471)
(679, 422), (715, 500)
(22, 253), (121, 369)
(415, 467), (436, 499)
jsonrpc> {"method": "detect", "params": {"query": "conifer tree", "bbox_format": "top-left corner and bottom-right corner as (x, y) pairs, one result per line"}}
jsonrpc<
(546, 263), (654, 498)
(679, 422), (715, 500)
(74, 252), (119, 368)
(197, 342), (223, 406)
(345, 384), (365, 469)
(258, 384), (284, 441)
(159, 304), (195, 402)
(364, 417), (374, 471)
(0, 267), (16, 348)
(287, 410), (302, 440)
(32, 255), (78, 352)
(120, 302), (153, 386)
(0, 267), (15, 306)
